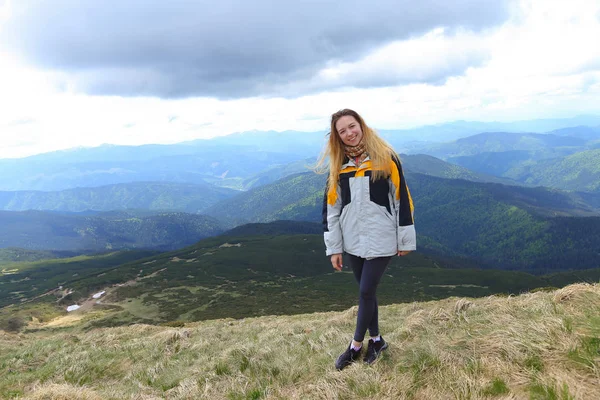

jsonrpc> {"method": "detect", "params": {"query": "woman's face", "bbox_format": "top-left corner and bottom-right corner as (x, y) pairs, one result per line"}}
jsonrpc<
(335, 115), (363, 147)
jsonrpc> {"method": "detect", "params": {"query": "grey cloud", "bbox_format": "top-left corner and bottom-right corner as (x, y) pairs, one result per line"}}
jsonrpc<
(3, 0), (511, 98)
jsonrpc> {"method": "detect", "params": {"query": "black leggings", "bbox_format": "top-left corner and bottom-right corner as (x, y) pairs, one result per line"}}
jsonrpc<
(346, 253), (392, 342)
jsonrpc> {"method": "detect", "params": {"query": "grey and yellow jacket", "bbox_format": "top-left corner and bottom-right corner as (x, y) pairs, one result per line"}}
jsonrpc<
(322, 155), (416, 258)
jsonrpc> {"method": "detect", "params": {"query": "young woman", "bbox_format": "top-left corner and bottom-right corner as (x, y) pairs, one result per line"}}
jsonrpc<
(318, 109), (416, 370)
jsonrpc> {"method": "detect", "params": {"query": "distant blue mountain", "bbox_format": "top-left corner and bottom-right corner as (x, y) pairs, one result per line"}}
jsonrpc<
(0, 148), (307, 191)
(1, 115), (598, 192)
(0, 210), (224, 251)
(418, 131), (589, 159)
(0, 181), (239, 213)
(382, 116), (600, 148)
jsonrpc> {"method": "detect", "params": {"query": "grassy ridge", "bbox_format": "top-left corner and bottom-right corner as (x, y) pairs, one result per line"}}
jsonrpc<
(1, 283), (599, 399)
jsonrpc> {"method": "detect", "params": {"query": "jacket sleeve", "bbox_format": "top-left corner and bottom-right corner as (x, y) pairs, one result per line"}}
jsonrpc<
(390, 156), (416, 251)
(322, 179), (343, 255)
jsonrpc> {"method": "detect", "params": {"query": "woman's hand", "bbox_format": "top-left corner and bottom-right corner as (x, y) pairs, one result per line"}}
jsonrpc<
(331, 254), (343, 271)
(397, 251), (412, 256)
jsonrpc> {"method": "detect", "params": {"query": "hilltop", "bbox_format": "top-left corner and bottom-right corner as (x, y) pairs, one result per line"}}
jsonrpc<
(1, 283), (599, 399)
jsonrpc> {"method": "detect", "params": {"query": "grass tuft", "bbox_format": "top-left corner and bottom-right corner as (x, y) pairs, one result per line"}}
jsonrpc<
(481, 377), (509, 396)
(524, 354), (544, 372)
(529, 381), (575, 400)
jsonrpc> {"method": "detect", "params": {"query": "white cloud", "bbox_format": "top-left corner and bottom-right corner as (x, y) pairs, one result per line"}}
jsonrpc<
(0, 0), (599, 158)
(289, 28), (491, 93)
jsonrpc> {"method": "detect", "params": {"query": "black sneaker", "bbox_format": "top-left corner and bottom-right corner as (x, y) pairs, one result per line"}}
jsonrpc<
(364, 337), (388, 364)
(335, 344), (362, 370)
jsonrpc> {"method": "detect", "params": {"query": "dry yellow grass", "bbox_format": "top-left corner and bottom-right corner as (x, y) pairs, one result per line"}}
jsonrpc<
(1, 283), (600, 399)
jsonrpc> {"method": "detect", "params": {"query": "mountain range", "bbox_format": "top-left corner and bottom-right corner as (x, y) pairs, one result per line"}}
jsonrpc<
(423, 126), (600, 192)
(2, 115), (600, 325)
(2, 116), (600, 192)
(0, 154), (518, 214)
(204, 170), (600, 271)
(0, 181), (238, 213)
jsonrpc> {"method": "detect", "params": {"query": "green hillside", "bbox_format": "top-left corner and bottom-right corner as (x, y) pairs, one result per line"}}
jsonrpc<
(206, 172), (600, 271)
(242, 154), (519, 191)
(205, 172), (325, 227)
(0, 250), (158, 308)
(0, 248), (78, 263)
(401, 154), (521, 185)
(222, 220), (323, 236)
(0, 233), (526, 327)
(426, 130), (600, 193)
(410, 176), (600, 270)
(242, 157), (317, 189)
(447, 150), (537, 177)
(450, 148), (600, 193)
(5, 229), (600, 332)
(0, 210), (224, 251)
(0, 181), (239, 213)
(506, 148), (600, 192)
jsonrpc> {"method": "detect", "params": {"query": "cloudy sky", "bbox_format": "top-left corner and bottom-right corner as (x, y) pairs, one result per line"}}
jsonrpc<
(1, 0), (599, 158)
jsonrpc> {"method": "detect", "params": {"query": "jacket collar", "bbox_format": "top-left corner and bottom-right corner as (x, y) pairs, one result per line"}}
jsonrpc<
(341, 155), (371, 169)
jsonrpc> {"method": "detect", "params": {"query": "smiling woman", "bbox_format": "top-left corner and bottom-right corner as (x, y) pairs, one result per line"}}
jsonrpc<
(317, 108), (416, 370)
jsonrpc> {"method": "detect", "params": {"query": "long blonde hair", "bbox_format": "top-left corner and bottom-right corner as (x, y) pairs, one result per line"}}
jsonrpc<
(315, 109), (399, 189)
